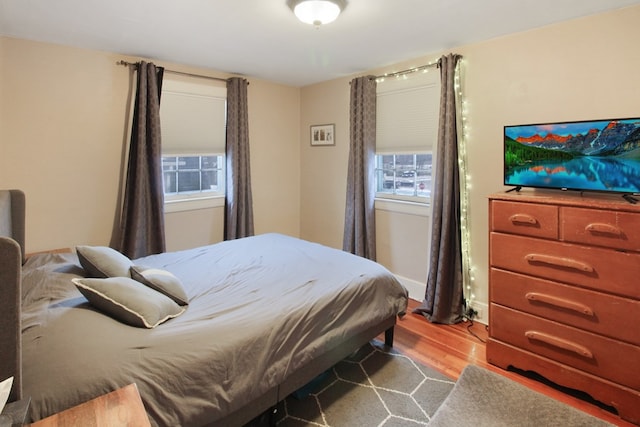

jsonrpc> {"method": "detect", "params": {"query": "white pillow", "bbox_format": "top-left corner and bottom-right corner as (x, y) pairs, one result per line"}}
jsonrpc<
(73, 277), (186, 328)
(130, 265), (189, 306)
(76, 246), (133, 278)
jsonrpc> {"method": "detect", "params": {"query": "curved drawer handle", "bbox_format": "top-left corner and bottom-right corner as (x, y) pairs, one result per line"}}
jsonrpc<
(525, 330), (593, 359)
(585, 222), (623, 236)
(509, 213), (537, 225)
(525, 292), (594, 316)
(525, 254), (594, 273)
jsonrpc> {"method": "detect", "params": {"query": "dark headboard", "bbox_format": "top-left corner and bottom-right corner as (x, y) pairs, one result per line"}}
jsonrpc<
(0, 189), (25, 402)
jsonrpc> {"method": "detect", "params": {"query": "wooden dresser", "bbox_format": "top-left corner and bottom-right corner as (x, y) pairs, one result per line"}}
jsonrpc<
(487, 191), (640, 425)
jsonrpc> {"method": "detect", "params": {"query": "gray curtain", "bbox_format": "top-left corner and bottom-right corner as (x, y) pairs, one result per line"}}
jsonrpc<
(343, 76), (377, 260)
(225, 77), (254, 240)
(115, 61), (166, 259)
(414, 54), (464, 324)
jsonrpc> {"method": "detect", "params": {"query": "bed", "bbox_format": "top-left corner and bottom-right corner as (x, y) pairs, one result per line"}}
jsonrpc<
(0, 189), (408, 426)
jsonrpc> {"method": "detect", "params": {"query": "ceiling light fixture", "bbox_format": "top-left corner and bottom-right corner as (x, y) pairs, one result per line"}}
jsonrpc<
(288, 0), (347, 27)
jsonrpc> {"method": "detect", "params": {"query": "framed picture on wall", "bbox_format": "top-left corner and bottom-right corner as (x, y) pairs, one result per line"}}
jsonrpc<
(310, 124), (335, 146)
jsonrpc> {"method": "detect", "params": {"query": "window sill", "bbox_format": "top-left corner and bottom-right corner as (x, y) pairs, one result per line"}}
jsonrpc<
(165, 196), (225, 213)
(374, 198), (430, 217)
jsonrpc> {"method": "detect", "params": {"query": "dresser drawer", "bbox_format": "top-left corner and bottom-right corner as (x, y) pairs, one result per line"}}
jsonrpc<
(487, 339), (640, 425)
(491, 200), (558, 239)
(490, 305), (640, 390)
(561, 206), (640, 252)
(490, 232), (640, 299)
(491, 268), (640, 345)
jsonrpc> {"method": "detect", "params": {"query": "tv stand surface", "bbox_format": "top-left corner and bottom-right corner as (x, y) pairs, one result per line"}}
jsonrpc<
(505, 185), (521, 193)
(487, 192), (640, 425)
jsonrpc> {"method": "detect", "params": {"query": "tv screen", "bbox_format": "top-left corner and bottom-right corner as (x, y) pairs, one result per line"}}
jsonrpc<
(504, 117), (640, 195)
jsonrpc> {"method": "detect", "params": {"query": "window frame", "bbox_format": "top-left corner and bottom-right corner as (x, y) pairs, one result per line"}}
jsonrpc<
(162, 153), (226, 212)
(374, 152), (433, 204)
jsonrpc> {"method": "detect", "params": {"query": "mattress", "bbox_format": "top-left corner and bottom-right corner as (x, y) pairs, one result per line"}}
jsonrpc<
(20, 233), (408, 426)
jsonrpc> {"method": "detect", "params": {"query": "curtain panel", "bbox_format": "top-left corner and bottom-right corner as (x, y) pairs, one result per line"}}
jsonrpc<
(115, 61), (166, 259)
(225, 77), (254, 240)
(343, 76), (377, 260)
(414, 54), (464, 324)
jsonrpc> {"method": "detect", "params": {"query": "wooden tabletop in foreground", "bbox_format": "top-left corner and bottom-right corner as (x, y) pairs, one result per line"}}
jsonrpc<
(28, 383), (151, 427)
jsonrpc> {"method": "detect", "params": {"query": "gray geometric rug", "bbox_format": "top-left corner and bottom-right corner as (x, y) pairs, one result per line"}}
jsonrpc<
(274, 341), (455, 426)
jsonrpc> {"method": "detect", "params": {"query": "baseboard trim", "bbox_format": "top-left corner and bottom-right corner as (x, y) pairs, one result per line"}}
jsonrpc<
(394, 274), (425, 302)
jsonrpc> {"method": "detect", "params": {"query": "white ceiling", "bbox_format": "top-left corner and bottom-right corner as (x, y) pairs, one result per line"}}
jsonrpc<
(1, 0), (639, 87)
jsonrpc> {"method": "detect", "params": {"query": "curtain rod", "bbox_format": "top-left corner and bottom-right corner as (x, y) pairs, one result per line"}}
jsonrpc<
(118, 60), (231, 83)
(374, 61), (439, 81)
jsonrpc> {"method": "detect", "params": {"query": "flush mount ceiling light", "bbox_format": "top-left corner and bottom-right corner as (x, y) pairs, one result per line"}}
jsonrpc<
(288, 0), (347, 26)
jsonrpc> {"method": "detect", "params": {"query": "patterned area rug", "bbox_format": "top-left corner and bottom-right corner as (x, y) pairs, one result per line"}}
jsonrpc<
(273, 341), (455, 426)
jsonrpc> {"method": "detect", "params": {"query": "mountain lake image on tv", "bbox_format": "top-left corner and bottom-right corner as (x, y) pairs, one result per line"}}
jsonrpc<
(504, 117), (640, 195)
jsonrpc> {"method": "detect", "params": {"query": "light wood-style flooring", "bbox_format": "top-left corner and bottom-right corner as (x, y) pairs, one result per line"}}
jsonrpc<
(384, 299), (635, 426)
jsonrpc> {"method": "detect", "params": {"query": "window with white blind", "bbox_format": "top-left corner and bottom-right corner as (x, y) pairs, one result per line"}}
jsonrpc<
(375, 70), (440, 202)
(159, 75), (226, 209)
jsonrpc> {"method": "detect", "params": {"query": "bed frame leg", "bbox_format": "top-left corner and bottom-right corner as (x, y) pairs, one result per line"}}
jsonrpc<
(384, 326), (394, 347)
(268, 405), (278, 427)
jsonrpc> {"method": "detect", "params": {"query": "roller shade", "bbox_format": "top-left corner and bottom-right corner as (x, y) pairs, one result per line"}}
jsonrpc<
(376, 70), (440, 154)
(160, 76), (227, 155)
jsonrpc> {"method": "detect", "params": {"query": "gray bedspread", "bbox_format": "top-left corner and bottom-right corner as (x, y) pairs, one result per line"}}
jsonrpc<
(21, 233), (408, 426)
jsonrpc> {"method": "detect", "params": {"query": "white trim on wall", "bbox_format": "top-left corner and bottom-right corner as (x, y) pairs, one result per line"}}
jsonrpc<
(395, 273), (426, 302)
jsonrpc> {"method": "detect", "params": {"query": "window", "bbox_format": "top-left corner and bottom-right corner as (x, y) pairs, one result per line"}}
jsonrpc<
(375, 69), (440, 203)
(160, 75), (227, 206)
(162, 155), (224, 196)
(375, 153), (432, 199)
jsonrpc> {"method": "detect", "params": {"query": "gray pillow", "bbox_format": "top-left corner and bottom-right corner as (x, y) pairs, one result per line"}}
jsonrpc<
(72, 277), (186, 328)
(76, 245), (133, 278)
(130, 265), (189, 306)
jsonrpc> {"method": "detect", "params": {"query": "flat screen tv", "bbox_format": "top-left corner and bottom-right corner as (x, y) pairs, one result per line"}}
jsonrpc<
(504, 117), (640, 198)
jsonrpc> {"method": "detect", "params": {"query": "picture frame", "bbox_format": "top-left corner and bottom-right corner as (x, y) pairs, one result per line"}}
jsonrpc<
(310, 124), (335, 146)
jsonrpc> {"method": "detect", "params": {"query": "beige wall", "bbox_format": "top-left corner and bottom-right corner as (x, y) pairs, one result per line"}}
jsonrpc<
(247, 79), (301, 238)
(299, 5), (640, 313)
(1, 37), (301, 254)
(165, 206), (225, 252)
(1, 38), (130, 253)
(375, 206), (430, 297)
(299, 77), (351, 248)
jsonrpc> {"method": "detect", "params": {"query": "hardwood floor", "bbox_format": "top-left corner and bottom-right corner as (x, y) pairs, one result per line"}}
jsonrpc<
(385, 299), (636, 426)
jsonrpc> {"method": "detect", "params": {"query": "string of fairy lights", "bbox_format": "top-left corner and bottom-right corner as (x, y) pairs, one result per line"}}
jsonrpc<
(375, 57), (476, 312)
(454, 58), (476, 311)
